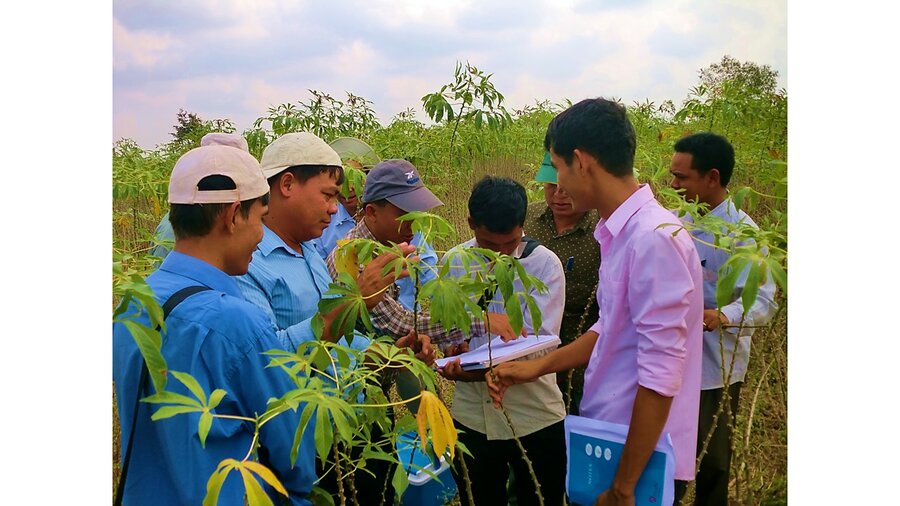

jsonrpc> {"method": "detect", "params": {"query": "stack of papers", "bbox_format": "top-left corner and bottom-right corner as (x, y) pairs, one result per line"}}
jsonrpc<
(434, 334), (561, 371)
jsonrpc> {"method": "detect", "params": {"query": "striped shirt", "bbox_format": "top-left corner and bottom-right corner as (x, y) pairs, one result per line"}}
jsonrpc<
(234, 225), (331, 351)
(325, 219), (472, 350)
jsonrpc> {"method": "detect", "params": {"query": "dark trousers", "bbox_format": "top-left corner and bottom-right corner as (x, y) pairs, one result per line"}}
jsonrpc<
(452, 419), (567, 506)
(694, 382), (742, 506)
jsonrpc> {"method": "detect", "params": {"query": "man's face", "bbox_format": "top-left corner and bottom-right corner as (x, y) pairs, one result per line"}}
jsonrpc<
(543, 183), (579, 219)
(472, 224), (523, 256)
(669, 152), (712, 205)
(226, 197), (269, 275)
(549, 148), (589, 213)
(289, 172), (341, 241)
(367, 201), (414, 245)
(338, 190), (358, 217)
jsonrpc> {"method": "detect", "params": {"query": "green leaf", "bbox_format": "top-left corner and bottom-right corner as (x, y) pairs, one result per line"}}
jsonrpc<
(208, 389), (227, 409)
(391, 457), (410, 501)
(314, 407), (334, 462)
(291, 402), (318, 465)
(767, 258), (787, 294)
(122, 320), (168, 393)
(715, 257), (743, 309)
(741, 259), (764, 317)
(171, 371), (207, 405)
(198, 411), (213, 448)
(309, 486), (336, 506)
(142, 390), (203, 407)
(150, 405), (203, 421)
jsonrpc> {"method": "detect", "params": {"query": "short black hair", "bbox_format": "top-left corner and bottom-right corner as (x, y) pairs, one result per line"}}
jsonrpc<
(267, 164), (345, 187)
(543, 98), (636, 177)
(468, 176), (527, 234)
(169, 175), (269, 239)
(673, 132), (736, 187)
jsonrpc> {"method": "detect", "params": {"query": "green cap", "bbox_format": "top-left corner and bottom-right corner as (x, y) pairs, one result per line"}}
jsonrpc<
(534, 151), (557, 184)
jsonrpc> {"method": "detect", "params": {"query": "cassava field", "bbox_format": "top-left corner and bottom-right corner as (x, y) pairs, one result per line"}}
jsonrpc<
(113, 57), (787, 505)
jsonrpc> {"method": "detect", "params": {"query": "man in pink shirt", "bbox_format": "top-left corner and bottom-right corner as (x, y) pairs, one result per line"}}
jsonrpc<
(487, 98), (703, 505)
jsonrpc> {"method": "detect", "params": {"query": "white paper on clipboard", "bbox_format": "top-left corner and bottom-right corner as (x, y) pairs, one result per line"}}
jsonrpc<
(434, 334), (560, 371)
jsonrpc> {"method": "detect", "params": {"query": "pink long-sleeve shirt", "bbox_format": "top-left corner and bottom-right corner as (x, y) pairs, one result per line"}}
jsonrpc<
(580, 184), (703, 481)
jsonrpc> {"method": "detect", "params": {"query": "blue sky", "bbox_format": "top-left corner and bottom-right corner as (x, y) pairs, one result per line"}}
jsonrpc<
(113, 0), (787, 149)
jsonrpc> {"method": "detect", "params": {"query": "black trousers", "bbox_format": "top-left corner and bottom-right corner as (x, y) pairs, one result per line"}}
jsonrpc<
(451, 419), (567, 506)
(694, 382), (742, 506)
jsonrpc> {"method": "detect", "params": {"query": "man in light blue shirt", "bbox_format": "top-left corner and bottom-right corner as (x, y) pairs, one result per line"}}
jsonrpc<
(669, 132), (778, 506)
(232, 132), (426, 506)
(234, 133), (412, 352)
(113, 144), (316, 505)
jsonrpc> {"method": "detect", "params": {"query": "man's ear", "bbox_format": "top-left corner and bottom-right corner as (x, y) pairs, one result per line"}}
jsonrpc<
(707, 168), (722, 187)
(277, 171), (295, 198)
(364, 203), (377, 220)
(572, 148), (591, 177)
(221, 201), (242, 234)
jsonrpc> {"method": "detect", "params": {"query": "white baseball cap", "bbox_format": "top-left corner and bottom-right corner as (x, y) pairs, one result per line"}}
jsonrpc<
(168, 145), (269, 204)
(260, 132), (342, 179)
(200, 132), (249, 152)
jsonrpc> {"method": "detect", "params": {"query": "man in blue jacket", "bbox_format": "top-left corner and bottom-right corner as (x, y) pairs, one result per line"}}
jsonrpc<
(113, 144), (317, 505)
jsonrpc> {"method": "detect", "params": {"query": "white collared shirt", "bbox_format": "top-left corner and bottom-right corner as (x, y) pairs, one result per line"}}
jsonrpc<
(444, 237), (567, 440)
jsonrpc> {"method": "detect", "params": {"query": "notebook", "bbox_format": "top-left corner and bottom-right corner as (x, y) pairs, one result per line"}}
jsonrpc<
(434, 334), (561, 371)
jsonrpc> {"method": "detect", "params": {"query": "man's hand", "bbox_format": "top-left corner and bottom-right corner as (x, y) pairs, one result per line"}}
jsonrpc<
(437, 358), (486, 382)
(443, 341), (470, 357)
(396, 330), (435, 366)
(594, 489), (635, 506)
(702, 308), (729, 332)
(358, 242), (418, 309)
(486, 312), (527, 342)
(485, 360), (542, 407)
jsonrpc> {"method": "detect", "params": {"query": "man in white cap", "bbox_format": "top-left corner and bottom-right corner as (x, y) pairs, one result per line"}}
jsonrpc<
(233, 132), (417, 351)
(232, 134), (426, 505)
(113, 144), (318, 504)
(149, 132), (251, 261)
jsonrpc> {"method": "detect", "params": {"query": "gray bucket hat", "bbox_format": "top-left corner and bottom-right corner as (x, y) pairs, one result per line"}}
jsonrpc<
(362, 159), (443, 212)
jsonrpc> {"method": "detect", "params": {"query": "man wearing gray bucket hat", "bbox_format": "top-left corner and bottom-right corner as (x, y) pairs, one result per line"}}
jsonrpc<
(326, 159), (526, 354)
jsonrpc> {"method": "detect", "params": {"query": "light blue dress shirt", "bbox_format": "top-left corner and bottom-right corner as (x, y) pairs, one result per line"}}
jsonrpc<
(113, 251), (316, 505)
(235, 225), (370, 360)
(682, 198), (778, 389)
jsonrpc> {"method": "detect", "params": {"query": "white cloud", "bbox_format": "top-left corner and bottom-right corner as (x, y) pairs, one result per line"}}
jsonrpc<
(113, 18), (179, 70)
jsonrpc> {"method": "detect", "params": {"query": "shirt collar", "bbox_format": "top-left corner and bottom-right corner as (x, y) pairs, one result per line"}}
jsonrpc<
(708, 196), (737, 218)
(355, 219), (378, 241)
(334, 203), (355, 224)
(539, 203), (595, 233)
(158, 251), (243, 299)
(597, 184), (655, 239)
(257, 225), (303, 258)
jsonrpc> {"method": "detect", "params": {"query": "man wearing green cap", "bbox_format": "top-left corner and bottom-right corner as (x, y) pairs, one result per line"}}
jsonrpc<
(524, 152), (600, 415)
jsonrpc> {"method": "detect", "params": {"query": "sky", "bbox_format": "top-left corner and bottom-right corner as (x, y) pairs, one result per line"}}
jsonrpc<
(113, 0), (787, 149)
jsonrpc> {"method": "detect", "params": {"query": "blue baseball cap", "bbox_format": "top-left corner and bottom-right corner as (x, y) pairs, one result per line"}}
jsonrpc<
(362, 159), (443, 212)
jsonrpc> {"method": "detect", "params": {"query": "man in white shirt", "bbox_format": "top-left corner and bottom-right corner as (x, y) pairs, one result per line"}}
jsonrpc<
(669, 132), (778, 505)
(439, 176), (567, 506)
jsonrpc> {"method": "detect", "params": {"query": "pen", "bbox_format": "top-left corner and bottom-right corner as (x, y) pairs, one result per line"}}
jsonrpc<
(565, 256), (575, 273)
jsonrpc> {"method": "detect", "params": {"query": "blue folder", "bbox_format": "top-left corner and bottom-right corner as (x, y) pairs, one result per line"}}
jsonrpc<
(565, 415), (676, 505)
